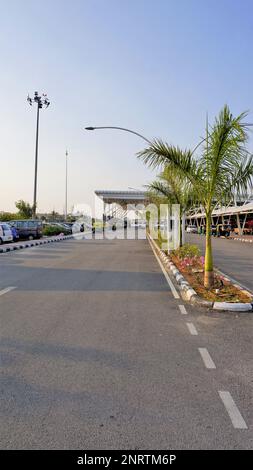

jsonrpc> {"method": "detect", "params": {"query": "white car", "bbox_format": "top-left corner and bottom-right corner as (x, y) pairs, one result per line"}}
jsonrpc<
(0, 223), (13, 244)
(186, 224), (198, 233)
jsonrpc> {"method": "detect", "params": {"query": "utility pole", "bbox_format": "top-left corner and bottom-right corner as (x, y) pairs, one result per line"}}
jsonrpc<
(27, 91), (50, 218)
(65, 150), (68, 221)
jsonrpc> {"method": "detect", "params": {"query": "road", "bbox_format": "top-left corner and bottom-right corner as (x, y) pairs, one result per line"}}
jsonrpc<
(0, 234), (252, 449)
(186, 233), (253, 293)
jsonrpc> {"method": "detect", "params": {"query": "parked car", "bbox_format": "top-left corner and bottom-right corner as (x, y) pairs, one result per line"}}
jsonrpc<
(62, 222), (74, 229)
(0, 223), (13, 244)
(8, 220), (43, 240)
(186, 224), (198, 233)
(10, 226), (19, 242)
(52, 222), (72, 234)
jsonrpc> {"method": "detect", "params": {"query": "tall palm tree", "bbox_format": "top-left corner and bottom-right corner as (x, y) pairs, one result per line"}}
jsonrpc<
(138, 105), (253, 288)
(146, 166), (198, 247)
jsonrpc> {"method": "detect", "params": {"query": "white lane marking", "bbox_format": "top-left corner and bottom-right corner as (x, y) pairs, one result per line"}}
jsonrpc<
(186, 322), (198, 335)
(179, 304), (188, 315)
(0, 286), (16, 297)
(198, 348), (216, 369)
(218, 391), (248, 429)
(148, 240), (180, 299)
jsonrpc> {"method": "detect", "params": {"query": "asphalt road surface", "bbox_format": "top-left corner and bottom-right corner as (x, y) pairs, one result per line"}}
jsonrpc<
(0, 234), (252, 449)
(186, 233), (253, 293)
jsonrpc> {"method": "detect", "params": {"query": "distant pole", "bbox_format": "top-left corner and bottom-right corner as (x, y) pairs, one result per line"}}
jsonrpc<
(33, 103), (40, 218)
(65, 150), (68, 220)
(27, 91), (50, 218)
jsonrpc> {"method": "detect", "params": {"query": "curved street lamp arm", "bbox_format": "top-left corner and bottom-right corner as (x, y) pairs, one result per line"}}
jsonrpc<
(85, 126), (152, 144)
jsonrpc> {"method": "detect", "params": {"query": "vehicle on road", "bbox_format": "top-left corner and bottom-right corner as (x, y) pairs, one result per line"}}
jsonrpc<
(0, 223), (13, 244)
(8, 220), (43, 240)
(186, 224), (198, 233)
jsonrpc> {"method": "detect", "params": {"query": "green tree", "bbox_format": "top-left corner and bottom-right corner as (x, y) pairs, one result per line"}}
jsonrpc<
(147, 166), (198, 247)
(0, 212), (20, 221)
(138, 105), (253, 288)
(15, 200), (33, 219)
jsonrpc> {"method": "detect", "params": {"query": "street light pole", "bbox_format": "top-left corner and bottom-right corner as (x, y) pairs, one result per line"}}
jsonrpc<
(85, 125), (151, 235)
(65, 150), (68, 221)
(33, 102), (40, 218)
(27, 91), (50, 218)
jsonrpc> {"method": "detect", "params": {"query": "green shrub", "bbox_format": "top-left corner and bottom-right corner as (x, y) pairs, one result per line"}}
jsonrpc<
(43, 225), (68, 236)
(0, 212), (22, 221)
(172, 243), (201, 259)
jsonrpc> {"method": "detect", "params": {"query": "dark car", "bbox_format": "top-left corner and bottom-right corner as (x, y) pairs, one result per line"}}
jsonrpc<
(8, 220), (43, 240)
(11, 226), (19, 242)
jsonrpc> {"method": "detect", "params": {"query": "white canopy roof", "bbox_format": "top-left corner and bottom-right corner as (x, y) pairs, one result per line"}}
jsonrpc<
(189, 202), (253, 219)
(95, 190), (148, 207)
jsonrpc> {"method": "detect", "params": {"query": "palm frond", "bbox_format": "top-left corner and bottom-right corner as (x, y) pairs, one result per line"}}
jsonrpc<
(230, 153), (253, 198)
(146, 180), (179, 204)
(201, 105), (250, 194)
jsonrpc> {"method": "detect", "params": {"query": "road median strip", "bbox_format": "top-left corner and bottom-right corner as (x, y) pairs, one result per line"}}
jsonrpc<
(147, 233), (253, 312)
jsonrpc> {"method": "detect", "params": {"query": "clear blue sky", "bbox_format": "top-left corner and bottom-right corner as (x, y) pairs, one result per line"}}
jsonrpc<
(1, 0), (253, 213)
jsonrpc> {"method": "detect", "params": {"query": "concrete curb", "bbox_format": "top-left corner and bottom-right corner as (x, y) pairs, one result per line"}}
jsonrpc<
(147, 233), (253, 312)
(0, 234), (75, 254)
(230, 237), (253, 243)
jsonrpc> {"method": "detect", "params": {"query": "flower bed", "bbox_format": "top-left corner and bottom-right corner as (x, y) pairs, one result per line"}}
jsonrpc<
(170, 244), (252, 303)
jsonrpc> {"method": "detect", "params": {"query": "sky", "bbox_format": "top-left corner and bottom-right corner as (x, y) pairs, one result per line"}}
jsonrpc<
(1, 0), (253, 214)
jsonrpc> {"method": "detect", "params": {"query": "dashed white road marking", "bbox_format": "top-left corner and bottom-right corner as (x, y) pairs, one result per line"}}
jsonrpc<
(186, 322), (198, 335)
(218, 391), (248, 429)
(149, 241), (180, 299)
(179, 304), (188, 315)
(0, 286), (16, 297)
(198, 348), (216, 369)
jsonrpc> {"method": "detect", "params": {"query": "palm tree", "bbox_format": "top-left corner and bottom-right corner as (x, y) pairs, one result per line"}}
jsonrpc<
(15, 200), (33, 219)
(146, 166), (198, 247)
(138, 105), (253, 288)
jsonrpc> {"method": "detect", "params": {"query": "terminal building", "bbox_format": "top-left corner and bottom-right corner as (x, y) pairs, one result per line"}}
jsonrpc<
(94, 190), (253, 236)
